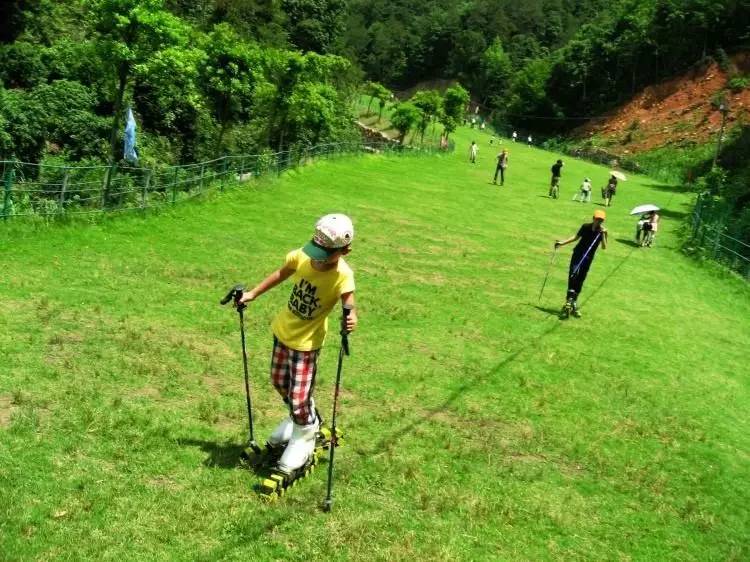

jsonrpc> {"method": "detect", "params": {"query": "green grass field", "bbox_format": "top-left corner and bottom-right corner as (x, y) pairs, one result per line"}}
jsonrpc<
(2, 126), (749, 561)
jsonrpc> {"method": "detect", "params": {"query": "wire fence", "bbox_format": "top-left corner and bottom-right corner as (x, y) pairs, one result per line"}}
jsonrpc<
(689, 192), (750, 279)
(1, 139), (450, 220)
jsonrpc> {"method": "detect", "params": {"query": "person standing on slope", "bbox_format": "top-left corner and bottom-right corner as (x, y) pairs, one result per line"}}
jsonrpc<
(493, 148), (509, 185)
(554, 209), (608, 318)
(238, 214), (358, 475)
(549, 159), (563, 198)
(469, 141), (478, 164)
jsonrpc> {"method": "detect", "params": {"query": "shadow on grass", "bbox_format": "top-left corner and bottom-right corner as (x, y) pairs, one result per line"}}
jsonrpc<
(616, 238), (640, 248)
(178, 438), (247, 469)
(658, 207), (688, 219)
(363, 246), (639, 457)
(363, 318), (564, 456)
(644, 182), (687, 194)
(533, 305), (562, 317)
(581, 246), (636, 307)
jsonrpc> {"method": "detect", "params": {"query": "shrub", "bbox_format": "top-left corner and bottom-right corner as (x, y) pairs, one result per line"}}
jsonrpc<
(727, 75), (750, 92)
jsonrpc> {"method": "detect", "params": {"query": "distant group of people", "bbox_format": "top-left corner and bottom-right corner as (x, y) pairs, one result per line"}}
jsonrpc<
(464, 134), (664, 319)
(548, 160), (619, 207)
(511, 131), (533, 145)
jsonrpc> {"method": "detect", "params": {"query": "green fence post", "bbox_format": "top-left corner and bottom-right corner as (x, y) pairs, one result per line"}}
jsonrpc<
(239, 156), (245, 180)
(692, 194), (702, 238)
(712, 227), (721, 259)
(3, 163), (14, 220)
(102, 163), (114, 210)
(142, 168), (151, 208)
(59, 167), (69, 215)
(172, 167), (178, 204)
(200, 163), (205, 192)
(220, 157), (228, 191)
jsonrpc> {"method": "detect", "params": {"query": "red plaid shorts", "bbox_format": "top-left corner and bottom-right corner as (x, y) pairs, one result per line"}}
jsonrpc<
(270, 337), (320, 425)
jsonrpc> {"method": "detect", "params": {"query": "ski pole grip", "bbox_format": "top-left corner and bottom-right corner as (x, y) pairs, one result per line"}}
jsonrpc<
(340, 304), (353, 355)
(341, 304), (353, 330)
(220, 284), (245, 305)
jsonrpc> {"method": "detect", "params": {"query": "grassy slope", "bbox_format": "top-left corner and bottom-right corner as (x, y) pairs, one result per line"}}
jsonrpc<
(1, 127), (749, 561)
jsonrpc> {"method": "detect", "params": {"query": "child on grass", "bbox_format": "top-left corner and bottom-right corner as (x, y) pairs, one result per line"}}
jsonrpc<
(572, 178), (592, 202)
(238, 214), (357, 473)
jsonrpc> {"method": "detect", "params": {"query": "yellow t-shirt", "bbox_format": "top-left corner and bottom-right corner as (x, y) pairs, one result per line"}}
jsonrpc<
(271, 249), (355, 351)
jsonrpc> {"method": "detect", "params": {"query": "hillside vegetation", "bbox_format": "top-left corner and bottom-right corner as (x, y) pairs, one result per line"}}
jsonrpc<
(1, 127), (749, 560)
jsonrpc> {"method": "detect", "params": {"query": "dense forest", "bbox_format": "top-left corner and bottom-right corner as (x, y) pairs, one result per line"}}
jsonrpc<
(1, 0), (749, 242)
(343, 0), (749, 129)
(3, 0), (749, 157)
(0, 0), (363, 167)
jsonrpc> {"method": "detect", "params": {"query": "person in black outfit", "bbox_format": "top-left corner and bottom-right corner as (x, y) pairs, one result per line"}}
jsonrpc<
(554, 209), (608, 318)
(549, 159), (563, 198)
(603, 174), (618, 206)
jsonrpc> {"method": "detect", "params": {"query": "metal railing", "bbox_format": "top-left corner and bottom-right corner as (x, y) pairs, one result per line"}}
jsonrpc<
(690, 192), (750, 279)
(1, 140), (450, 220)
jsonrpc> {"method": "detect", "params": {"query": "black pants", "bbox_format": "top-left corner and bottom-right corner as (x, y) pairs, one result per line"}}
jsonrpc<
(494, 165), (505, 183)
(567, 256), (592, 300)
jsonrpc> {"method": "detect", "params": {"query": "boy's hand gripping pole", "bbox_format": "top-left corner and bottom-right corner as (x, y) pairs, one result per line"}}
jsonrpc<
(322, 304), (352, 513)
(221, 285), (262, 456)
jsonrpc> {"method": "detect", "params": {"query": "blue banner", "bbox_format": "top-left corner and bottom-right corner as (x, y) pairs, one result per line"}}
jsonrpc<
(124, 107), (138, 163)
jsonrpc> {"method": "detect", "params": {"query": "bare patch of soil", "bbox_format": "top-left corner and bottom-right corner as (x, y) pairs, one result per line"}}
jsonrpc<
(574, 53), (750, 155)
(0, 394), (17, 428)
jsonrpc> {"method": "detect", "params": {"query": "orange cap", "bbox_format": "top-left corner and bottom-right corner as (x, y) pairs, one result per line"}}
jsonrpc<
(593, 210), (606, 220)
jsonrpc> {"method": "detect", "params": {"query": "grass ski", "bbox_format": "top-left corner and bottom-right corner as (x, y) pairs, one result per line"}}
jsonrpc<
(254, 426), (343, 502)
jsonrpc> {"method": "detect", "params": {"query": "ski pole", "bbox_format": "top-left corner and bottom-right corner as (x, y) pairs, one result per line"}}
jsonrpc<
(322, 304), (352, 513)
(538, 245), (558, 303)
(221, 285), (262, 456)
(570, 232), (601, 278)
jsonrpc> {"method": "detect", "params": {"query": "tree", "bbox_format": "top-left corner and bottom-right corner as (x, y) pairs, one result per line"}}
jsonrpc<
(506, 58), (555, 125)
(0, 0), (39, 43)
(364, 81), (392, 120)
(31, 79), (109, 160)
(477, 37), (513, 107)
(282, 0), (346, 53)
(286, 82), (339, 146)
(376, 85), (393, 123)
(89, 0), (189, 161)
(199, 24), (260, 154)
(390, 102), (422, 144)
(410, 90), (442, 143)
(207, 0), (288, 47)
(0, 87), (46, 163)
(259, 50), (353, 151)
(0, 42), (48, 88)
(134, 45), (207, 162)
(364, 81), (379, 114)
(442, 84), (469, 139)
(447, 29), (487, 84)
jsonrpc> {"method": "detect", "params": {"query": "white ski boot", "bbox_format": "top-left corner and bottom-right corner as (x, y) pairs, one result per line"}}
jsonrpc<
(267, 416), (293, 448)
(277, 420), (319, 474)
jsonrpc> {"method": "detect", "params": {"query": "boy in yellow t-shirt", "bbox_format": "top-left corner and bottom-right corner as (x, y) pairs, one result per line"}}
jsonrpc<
(238, 214), (357, 474)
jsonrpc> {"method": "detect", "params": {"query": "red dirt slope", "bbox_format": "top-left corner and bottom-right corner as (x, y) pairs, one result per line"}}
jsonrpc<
(574, 53), (750, 155)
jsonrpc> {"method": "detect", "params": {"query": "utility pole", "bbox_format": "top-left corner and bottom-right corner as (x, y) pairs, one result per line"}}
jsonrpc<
(712, 101), (730, 168)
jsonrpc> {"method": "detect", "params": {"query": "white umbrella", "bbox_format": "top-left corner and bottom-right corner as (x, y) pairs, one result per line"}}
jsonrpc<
(630, 204), (660, 215)
(610, 170), (627, 181)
